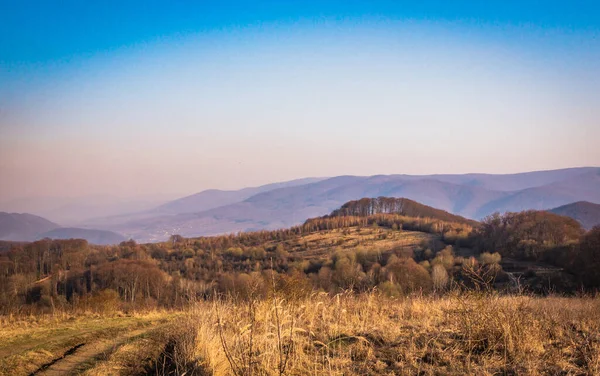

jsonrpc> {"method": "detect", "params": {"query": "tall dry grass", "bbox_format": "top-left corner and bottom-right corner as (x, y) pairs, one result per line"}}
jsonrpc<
(166, 292), (600, 375)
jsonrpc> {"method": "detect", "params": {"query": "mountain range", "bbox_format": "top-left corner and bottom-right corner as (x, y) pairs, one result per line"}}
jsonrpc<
(2, 167), (598, 243)
(75, 167), (600, 242)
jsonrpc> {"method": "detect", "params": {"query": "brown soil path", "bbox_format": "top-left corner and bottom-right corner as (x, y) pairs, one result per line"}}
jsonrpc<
(33, 328), (149, 376)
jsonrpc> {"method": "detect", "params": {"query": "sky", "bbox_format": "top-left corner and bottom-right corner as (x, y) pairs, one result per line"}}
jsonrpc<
(1, 0), (599, 202)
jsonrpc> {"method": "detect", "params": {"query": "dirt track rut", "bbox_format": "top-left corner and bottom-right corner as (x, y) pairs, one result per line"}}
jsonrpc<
(33, 328), (148, 376)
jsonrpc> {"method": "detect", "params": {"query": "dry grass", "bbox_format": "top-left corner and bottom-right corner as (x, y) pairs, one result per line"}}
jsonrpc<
(82, 330), (168, 376)
(176, 293), (600, 375)
(2, 294), (598, 375)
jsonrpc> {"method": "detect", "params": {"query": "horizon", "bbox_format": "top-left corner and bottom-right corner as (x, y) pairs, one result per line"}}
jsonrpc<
(2, 1), (600, 202)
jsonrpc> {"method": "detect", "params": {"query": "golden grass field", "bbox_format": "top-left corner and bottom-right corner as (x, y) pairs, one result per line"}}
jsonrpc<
(183, 293), (600, 376)
(4, 292), (596, 375)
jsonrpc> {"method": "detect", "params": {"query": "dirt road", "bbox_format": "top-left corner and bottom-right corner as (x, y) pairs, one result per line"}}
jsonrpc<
(32, 328), (149, 376)
(0, 313), (178, 376)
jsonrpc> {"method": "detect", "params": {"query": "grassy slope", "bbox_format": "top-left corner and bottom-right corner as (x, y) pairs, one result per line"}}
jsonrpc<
(269, 227), (436, 262)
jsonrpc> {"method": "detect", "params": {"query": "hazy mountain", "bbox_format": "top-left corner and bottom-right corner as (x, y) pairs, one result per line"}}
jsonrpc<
(474, 169), (600, 218)
(0, 212), (127, 244)
(155, 177), (326, 214)
(0, 195), (176, 225)
(549, 201), (600, 230)
(78, 178), (326, 231)
(0, 212), (60, 241)
(431, 167), (599, 191)
(90, 167), (600, 242)
(36, 228), (126, 245)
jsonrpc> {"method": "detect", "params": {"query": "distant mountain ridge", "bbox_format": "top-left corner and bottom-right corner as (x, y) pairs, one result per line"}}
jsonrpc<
(156, 177), (325, 214)
(0, 212), (60, 241)
(36, 228), (126, 245)
(0, 195), (173, 225)
(549, 201), (600, 230)
(0, 212), (126, 244)
(92, 167), (600, 242)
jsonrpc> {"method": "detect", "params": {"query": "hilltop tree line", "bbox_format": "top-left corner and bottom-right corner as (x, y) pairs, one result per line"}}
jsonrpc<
(330, 197), (476, 225)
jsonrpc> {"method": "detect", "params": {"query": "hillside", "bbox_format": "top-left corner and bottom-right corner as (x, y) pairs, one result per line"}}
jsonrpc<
(95, 167), (600, 242)
(36, 227), (126, 245)
(550, 201), (600, 230)
(3, 201), (593, 314)
(0, 212), (59, 241)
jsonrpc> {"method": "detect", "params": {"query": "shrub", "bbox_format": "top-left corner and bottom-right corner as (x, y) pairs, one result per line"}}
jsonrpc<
(432, 264), (449, 291)
(384, 257), (432, 293)
(479, 252), (501, 266)
(431, 246), (455, 271)
(378, 281), (401, 297)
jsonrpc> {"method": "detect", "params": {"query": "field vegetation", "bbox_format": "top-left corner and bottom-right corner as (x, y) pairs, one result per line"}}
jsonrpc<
(3, 292), (598, 375)
(181, 292), (600, 375)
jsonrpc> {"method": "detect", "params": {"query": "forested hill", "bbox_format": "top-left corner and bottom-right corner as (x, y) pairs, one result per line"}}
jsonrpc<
(329, 197), (478, 225)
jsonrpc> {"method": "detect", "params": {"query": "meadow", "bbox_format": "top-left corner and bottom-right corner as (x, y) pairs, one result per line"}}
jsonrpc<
(2, 292), (599, 375)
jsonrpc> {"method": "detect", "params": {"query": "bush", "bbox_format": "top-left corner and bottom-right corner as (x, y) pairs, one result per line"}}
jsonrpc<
(431, 246), (455, 271)
(479, 252), (501, 266)
(432, 264), (449, 291)
(384, 257), (432, 293)
(378, 281), (401, 297)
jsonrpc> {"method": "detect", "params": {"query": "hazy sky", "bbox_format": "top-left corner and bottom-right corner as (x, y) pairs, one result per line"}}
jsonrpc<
(1, 1), (599, 201)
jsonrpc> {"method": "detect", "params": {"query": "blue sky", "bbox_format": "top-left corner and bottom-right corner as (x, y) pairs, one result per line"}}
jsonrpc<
(1, 1), (599, 200)
(2, 1), (599, 66)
